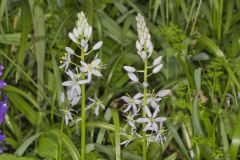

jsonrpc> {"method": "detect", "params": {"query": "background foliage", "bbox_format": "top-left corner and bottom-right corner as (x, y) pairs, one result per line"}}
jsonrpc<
(0, 0), (240, 159)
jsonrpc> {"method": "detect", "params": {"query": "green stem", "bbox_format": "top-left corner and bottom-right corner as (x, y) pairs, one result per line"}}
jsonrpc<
(59, 112), (65, 160)
(142, 59), (148, 160)
(81, 48), (86, 159)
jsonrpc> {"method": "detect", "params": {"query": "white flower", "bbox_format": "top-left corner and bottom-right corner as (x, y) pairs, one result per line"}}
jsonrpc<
(154, 125), (167, 145)
(135, 13), (153, 60)
(127, 73), (139, 82)
(62, 70), (88, 99)
(123, 66), (136, 73)
(59, 47), (76, 71)
(80, 58), (103, 79)
(67, 90), (81, 106)
(147, 93), (162, 109)
(86, 95), (105, 116)
(136, 40), (142, 51)
(124, 112), (138, 132)
(92, 41), (103, 50)
(61, 90), (81, 106)
(142, 82), (149, 88)
(136, 107), (167, 132)
(120, 132), (136, 147)
(60, 108), (74, 125)
(146, 134), (156, 147)
(157, 89), (171, 97)
(152, 64), (163, 74)
(137, 51), (147, 60)
(122, 93), (143, 114)
(153, 56), (162, 66)
(68, 32), (78, 43)
(68, 12), (92, 48)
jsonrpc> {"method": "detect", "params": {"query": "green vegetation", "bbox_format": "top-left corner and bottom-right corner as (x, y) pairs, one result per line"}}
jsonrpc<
(0, 0), (240, 159)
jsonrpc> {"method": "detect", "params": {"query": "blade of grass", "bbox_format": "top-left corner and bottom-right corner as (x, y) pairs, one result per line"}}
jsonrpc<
(166, 121), (191, 160)
(0, 0), (7, 21)
(15, 133), (43, 156)
(49, 129), (81, 160)
(29, 1), (46, 102)
(198, 35), (224, 57)
(16, 0), (32, 82)
(112, 109), (121, 160)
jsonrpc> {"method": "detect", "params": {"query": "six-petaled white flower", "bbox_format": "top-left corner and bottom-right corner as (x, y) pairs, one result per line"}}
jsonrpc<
(59, 47), (76, 71)
(122, 93), (143, 114)
(60, 108), (74, 125)
(147, 93), (162, 109)
(86, 95), (105, 116)
(137, 107), (167, 132)
(62, 70), (88, 99)
(123, 112), (138, 133)
(80, 58), (103, 82)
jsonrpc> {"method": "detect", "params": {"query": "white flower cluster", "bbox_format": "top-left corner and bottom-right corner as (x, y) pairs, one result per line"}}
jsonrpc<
(136, 13), (153, 60)
(121, 14), (170, 147)
(124, 15), (163, 85)
(59, 12), (105, 125)
(121, 90), (170, 146)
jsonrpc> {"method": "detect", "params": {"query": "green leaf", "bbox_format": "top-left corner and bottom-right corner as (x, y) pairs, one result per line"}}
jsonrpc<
(48, 129), (80, 160)
(166, 121), (190, 160)
(198, 35), (224, 57)
(0, 154), (35, 160)
(112, 109), (121, 160)
(15, 133), (43, 156)
(37, 135), (58, 159)
(0, 33), (21, 45)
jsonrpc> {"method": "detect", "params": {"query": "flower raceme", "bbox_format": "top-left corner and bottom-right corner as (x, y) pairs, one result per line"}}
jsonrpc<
(121, 13), (171, 147)
(59, 12), (105, 125)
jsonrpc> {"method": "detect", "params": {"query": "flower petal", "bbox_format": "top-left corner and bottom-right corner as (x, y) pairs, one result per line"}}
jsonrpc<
(123, 104), (131, 113)
(133, 92), (144, 99)
(136, 40), (142, 51)
(136, 118), (150, 123)
(155, 117), (167, 123)
(122, 96), (130, 102)
(144, 107), (152, 118)
(68, 32), (77, 43)
(62, 81), (73, 86)
(91, 59), (101, 66)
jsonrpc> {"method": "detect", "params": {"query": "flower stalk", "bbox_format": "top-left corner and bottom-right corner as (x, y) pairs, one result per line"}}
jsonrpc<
(142, 59), (148, 159)
(80, 48), (86, 159)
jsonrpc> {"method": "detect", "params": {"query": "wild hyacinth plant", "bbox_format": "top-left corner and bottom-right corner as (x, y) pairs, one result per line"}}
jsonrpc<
(59, 12), (104, 159)
(121, 14), (171, 159)
(0, 65), (8, 153)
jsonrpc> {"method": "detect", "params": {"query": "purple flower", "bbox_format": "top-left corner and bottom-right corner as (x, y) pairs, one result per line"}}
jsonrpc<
(0, 130), (5, 142)
(0, 65), (3, 76)
(0, 97), (7, 125)
(0, 80), (7, 89)
(0, 65), (7, 89)
(0, 64), (7, 143)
